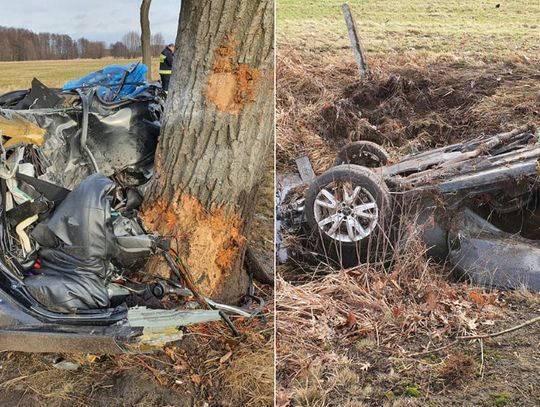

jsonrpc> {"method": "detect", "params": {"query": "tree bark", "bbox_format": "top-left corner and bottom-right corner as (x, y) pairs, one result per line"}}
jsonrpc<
(140, 0), (152, 80)
(142, 0), (274, 302)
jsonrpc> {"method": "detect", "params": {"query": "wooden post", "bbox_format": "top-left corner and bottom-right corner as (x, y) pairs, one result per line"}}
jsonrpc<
(341, 3), (368, 76)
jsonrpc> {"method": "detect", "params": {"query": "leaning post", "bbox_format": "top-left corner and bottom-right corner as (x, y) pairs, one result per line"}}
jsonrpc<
(341, 3), (368, 76)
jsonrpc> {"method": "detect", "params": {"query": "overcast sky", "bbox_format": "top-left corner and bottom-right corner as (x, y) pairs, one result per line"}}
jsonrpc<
(0, 0), (181, 44)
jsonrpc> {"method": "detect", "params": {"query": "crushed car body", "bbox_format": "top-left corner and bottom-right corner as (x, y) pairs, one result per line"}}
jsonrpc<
(0, 63), (162, 190)
(278, 123), (540, 292)
(0, 64), (260, 353)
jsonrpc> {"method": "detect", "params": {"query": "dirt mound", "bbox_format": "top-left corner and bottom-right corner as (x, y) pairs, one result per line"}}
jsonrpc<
(277, 47), (540, 173)
(320, 65), (538, 149)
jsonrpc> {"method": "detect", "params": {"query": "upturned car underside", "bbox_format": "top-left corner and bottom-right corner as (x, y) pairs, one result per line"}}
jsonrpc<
(278, 123), (540, 292)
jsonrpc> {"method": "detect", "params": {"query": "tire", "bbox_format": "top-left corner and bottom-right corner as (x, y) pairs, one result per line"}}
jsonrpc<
(488, 191), (531, 214)
(334, 141), (389, 168)
(304, 165), (391, 265)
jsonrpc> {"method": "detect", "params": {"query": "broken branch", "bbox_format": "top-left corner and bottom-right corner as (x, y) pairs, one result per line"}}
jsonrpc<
(408, 315), (540, 357)
(458, 315), (540, 340)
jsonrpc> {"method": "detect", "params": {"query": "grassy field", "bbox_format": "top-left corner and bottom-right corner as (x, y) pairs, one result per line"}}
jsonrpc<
(277, 0), (540, 57)
(0, 57), (160, 94)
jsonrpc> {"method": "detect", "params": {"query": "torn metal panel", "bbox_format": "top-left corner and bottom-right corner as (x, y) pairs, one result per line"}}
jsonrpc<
(0, 329), (127, 354)
(3, 99), (160, 190)
(19, 78), (62, 110)
(435, 159), (539, 194)
(0, 90), (29, 109)
(205, 298), (255, 318)
(127, 307), (221, 329)
(449, 209), (540, 291)
(128, 306), (229, 349)
(137, 330), (185, 349)
(0, 75), (163, 191)
(295, 156), (315, 183)
(383, 124), (537, 180)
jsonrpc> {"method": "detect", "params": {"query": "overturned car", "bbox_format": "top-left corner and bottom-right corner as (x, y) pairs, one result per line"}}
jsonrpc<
(0, 64), (260, 353)
(278, 123), (540, 292)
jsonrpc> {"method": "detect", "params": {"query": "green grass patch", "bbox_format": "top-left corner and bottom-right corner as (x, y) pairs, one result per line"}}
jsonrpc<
(490, 392), (510, 406)
(277, 0), (540, 57)
(403, 385), (421, 397)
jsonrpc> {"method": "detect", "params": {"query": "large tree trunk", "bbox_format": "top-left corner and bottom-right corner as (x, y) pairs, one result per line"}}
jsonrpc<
(140, 0), (152, 80)
(142, 0), (274, 302)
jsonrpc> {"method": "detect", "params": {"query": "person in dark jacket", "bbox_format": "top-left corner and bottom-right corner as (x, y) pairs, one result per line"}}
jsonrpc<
(159, 43), (175, 91)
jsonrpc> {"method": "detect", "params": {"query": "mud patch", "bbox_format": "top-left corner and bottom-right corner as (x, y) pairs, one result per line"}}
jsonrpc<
(205, 39), (261, 114)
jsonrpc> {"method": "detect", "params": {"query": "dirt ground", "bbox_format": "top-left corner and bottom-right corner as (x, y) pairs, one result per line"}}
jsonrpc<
(0, 322), (273, 406)
(276, 44), (540, 406)
(278, 282), (540, 407)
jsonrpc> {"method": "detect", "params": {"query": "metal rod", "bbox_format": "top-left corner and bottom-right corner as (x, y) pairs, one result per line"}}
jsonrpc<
(162, 251), (241, 337)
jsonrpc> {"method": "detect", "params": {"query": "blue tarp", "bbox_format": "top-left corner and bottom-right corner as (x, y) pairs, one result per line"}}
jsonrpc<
(63, 63), (150, 102)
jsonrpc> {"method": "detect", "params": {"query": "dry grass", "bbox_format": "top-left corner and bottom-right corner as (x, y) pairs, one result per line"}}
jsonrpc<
(182, 283), (275, 407)
(277, 212), (508, 403)
(277, 45), (540, 174)
(0, 57), (161, 94)
(276, 207), (540, 404)
(216, 330), (275, 406)
(276, 50), (343, 173)
(0, 352), (114, 406)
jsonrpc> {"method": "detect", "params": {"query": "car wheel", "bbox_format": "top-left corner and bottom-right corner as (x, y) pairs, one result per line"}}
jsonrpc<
(305, 165), (391, 261)
(334, 141), (389, 168)
(489, 192), (531, 214)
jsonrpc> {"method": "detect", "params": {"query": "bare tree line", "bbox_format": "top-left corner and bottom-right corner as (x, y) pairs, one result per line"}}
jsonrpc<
(0, 26), (166, 61)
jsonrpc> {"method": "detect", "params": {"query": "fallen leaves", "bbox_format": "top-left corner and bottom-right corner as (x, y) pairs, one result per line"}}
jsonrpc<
(277, 222), (509, 403)
(469, 290), (486, 305)
(190, 374), (202, 386)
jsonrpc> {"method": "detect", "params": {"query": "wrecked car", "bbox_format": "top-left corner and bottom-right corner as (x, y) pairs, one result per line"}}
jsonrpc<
(278, 123), (540, 292)
(0, 63), (260, 353)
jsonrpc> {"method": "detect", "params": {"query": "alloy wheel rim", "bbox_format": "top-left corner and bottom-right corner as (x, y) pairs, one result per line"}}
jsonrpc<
(313, 181), (378, 243)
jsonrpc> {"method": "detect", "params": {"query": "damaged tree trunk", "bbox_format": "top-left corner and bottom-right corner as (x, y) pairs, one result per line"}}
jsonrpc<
(140, 0), (152, 80)
(142, 0), (274, 302)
